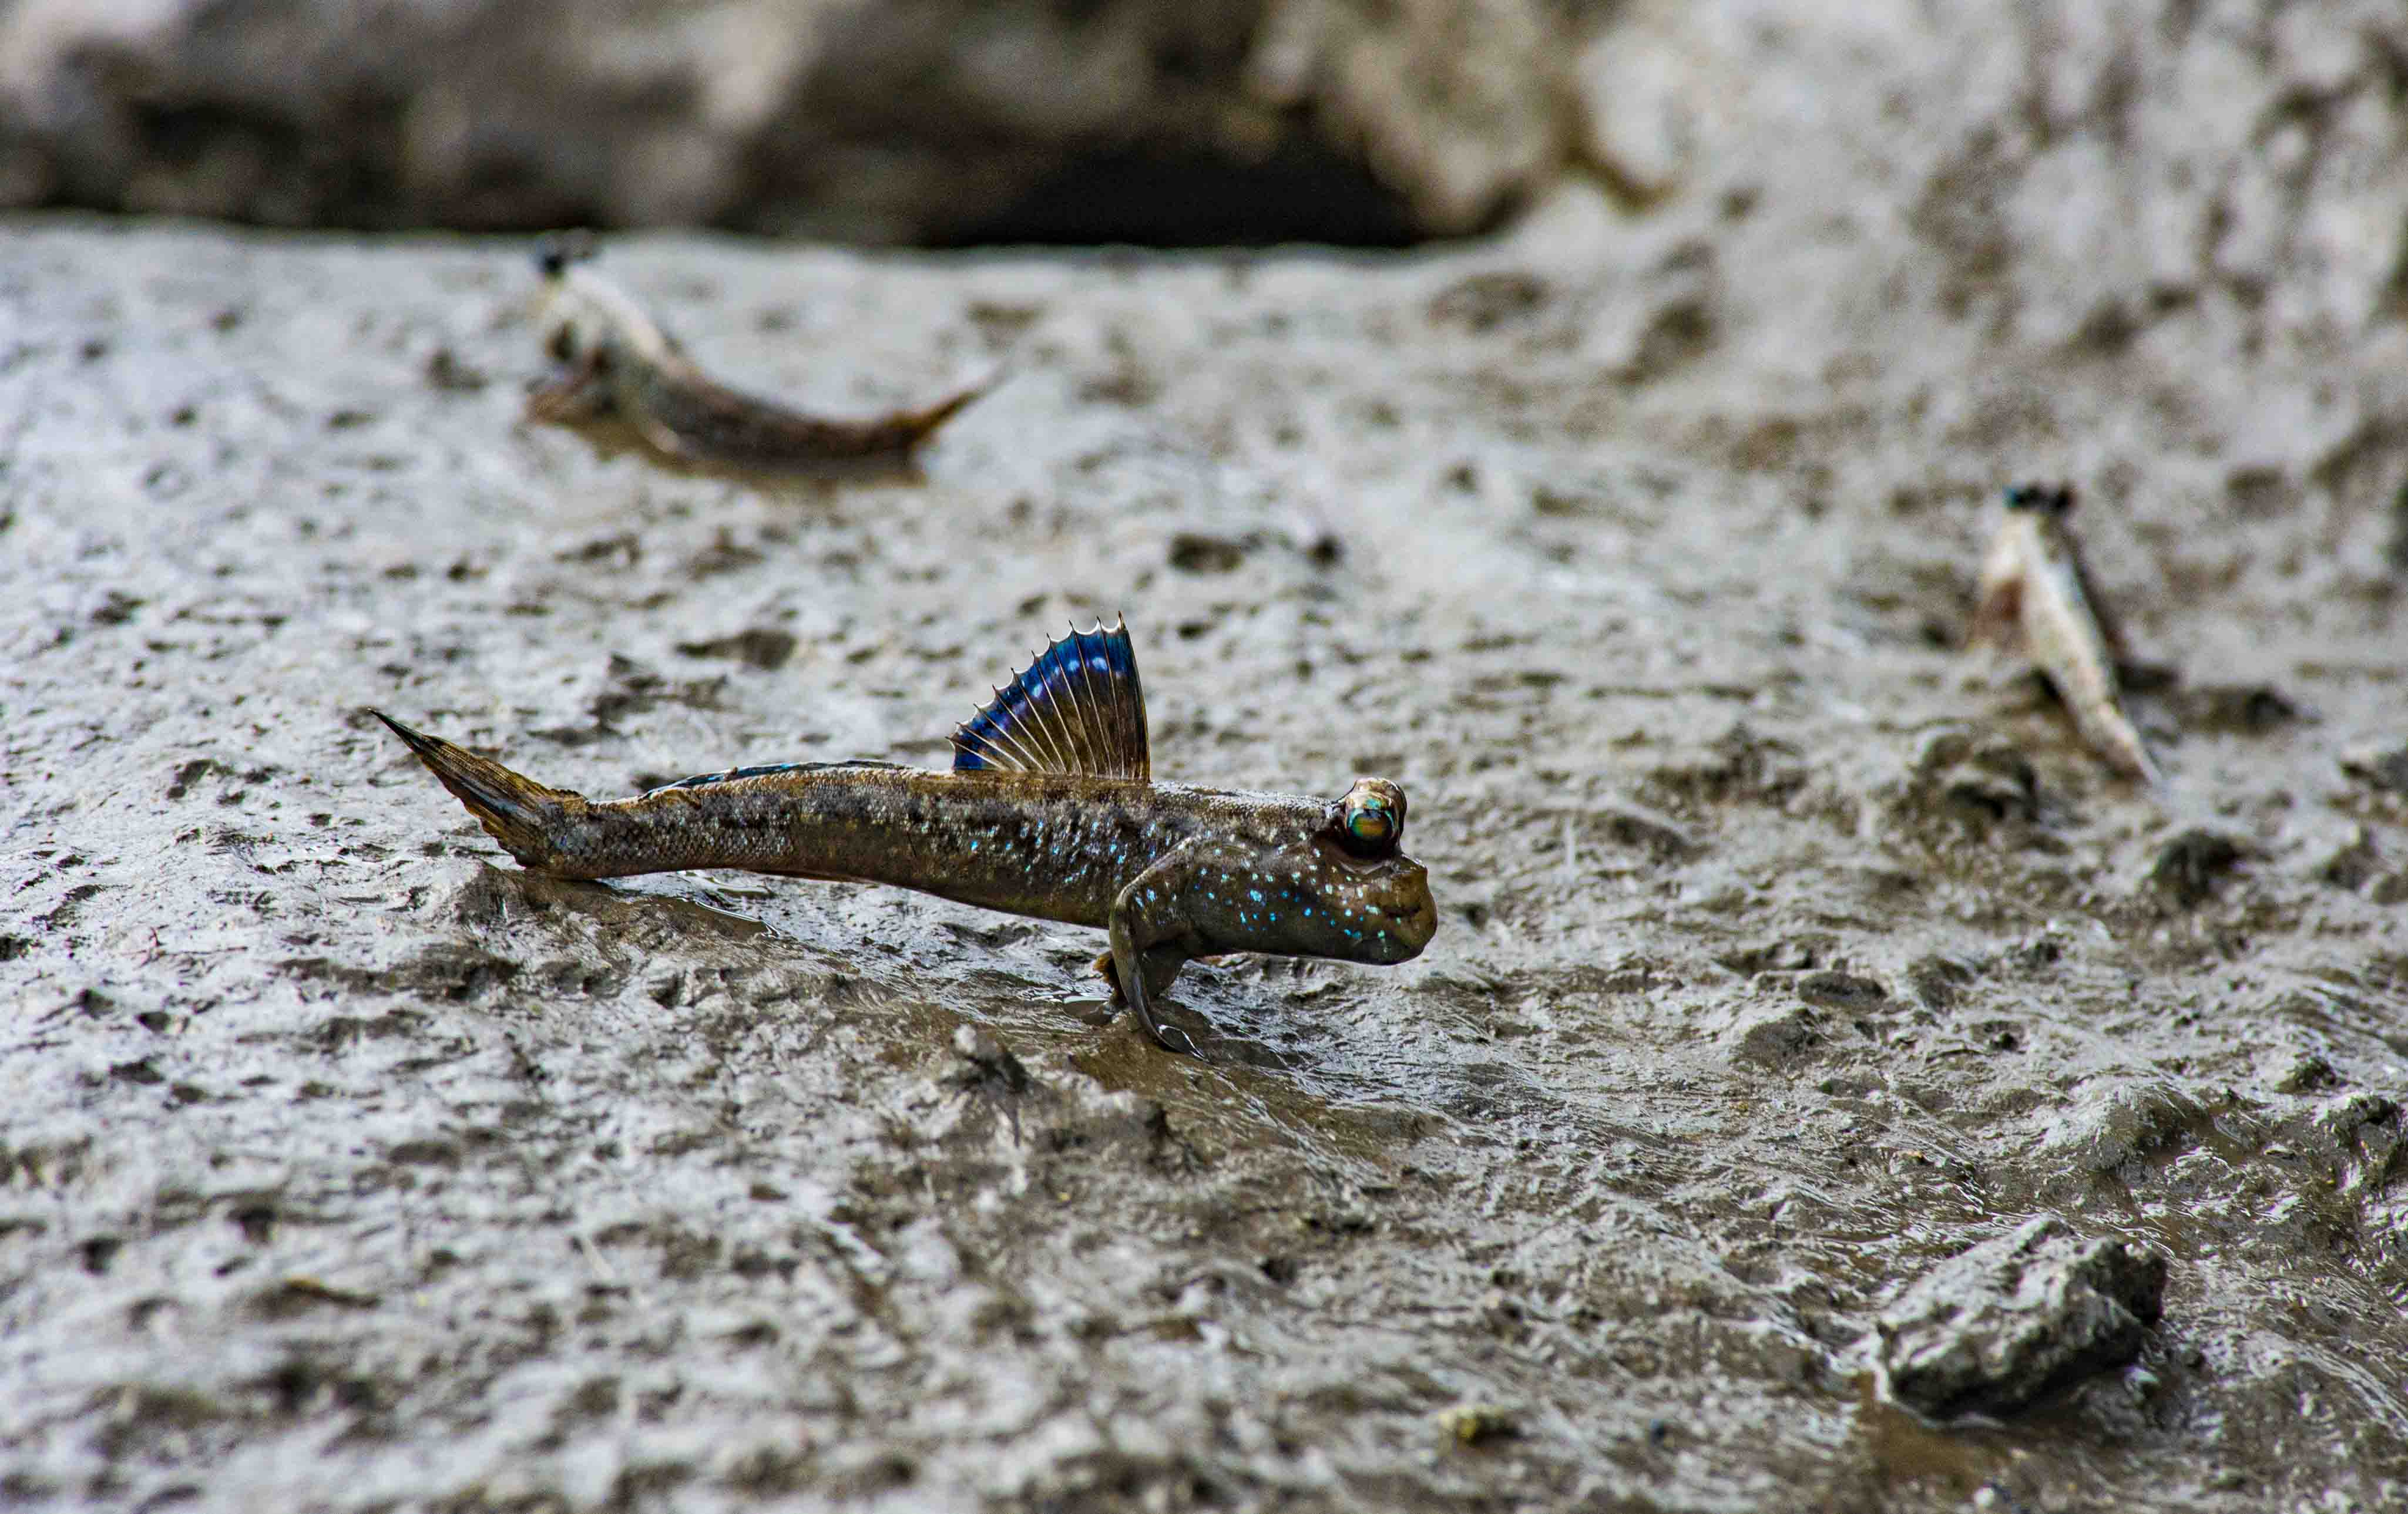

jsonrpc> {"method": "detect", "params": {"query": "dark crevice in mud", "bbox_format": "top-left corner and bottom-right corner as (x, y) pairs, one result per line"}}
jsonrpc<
(927, 140), (1428, 249)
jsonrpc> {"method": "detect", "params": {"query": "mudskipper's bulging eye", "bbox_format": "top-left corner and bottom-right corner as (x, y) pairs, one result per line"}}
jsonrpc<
(1334, 778), (1406, 859)
(1347, 805), (1392, 847)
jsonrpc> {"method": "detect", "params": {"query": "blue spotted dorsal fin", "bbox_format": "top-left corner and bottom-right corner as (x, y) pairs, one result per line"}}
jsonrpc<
(952, 618), (1148, 780)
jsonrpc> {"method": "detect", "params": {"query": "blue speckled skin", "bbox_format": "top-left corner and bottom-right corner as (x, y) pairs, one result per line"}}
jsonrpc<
(373, 718), (1436, 1052)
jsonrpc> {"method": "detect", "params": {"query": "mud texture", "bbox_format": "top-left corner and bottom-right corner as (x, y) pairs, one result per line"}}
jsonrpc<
(6, 3), (2408, 1510)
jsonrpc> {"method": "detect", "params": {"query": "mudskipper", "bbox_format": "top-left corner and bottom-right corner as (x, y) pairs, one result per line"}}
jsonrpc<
(375, 621), (1436, 1054)
(1969, 483), (2162, 786)
(524, 233), (996, 468)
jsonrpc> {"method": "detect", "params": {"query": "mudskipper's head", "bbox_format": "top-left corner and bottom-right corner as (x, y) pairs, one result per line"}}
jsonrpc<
(532, 229), (597, 282)
(1289, 777), (1436, 965)
(527, 230), (669, 368)
(2003, 482), (2076, 519)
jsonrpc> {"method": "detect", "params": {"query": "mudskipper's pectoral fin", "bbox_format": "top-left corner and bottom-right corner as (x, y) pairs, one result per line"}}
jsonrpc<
(1967, 579), (2023, 659)
(1967, 537), (2024, 655)
(626, 399), (700, 460)
(1106, 847), (1206, 1055)
(525, 351), (616, 425)
(1089, 945), (1186, 1002)
(951, 617), (1149, 780)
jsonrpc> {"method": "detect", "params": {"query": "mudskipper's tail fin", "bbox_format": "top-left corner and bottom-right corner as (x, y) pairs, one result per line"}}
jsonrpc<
(2084, 702), (2167, 794)
(372, 712), (576, 870)
(894, 366), (1007, 449)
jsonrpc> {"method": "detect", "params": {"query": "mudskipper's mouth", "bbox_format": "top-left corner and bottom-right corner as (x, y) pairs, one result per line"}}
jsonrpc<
(1373, 887), (1438, 957)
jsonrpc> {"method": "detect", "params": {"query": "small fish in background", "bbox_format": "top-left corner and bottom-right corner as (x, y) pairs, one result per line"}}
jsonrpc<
(1967, 482), (2163, 788)
(523, 231), (999, 469)
(372, 620), (1436, 1055)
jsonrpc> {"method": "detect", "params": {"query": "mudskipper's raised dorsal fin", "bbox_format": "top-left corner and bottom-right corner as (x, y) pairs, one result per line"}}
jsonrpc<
(952, 617), (1148, 780)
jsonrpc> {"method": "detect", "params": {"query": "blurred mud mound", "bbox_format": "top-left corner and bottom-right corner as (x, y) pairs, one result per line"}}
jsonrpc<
(0, 0), (1636, 242)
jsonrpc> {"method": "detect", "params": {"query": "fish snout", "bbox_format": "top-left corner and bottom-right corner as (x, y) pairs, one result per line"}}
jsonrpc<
(1367, 864), (1438, 962)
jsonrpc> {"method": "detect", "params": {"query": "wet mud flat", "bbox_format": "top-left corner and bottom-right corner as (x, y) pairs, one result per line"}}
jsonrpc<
(6, 22), (2408, 1513)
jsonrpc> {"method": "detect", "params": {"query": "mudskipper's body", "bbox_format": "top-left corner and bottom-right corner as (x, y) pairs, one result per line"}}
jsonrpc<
(375, 621), (1436, 1053)
(1969, 483), (2162, 786)
(524, 234), (994, 467)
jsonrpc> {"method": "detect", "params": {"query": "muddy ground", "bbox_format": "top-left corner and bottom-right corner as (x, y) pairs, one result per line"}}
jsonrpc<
(6, 6), (2408, 1511)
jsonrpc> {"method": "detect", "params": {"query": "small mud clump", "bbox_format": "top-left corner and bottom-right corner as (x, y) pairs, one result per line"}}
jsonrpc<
(1877, 1217), (2168, 1420)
